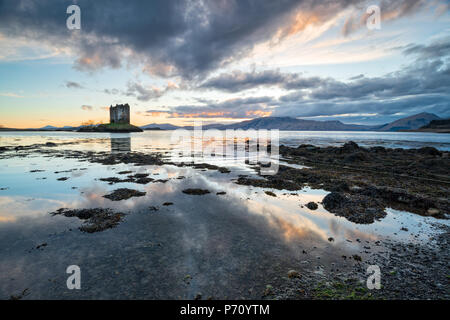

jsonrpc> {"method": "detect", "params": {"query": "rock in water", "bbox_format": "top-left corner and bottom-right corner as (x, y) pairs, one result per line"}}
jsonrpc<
(103, 188), (146, 201)
(305, 202), (318, 210)
(287, 270), (301, 279)
(182, 188), (211, 195)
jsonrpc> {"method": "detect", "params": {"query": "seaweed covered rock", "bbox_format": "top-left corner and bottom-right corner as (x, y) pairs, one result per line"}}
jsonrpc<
(182, 188), (211, 195)
(50, 208), (124, 233)
(103, 188), (146, 201)
(322, 192), (387, 224)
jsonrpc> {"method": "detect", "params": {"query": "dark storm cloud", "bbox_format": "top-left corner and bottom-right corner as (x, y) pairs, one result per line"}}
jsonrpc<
(146, 96), (276, 118)
(0, 0), (300, 77)
(402, 37), (450, 60)
(200, 70), (290, 92)
(200, 69), (326, 92)
(0, 0), (432, 79)
(200, 35), (450, 101)
(155, 37), (450, 120)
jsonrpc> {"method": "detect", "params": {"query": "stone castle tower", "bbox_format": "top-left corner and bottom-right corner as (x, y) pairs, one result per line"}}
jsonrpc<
(109, 103), (130, 124)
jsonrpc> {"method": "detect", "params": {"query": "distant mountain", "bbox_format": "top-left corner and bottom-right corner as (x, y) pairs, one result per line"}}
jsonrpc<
(140, 114), (441, 132)
(140, 123), (181, 130)
(211, 117), (372, 131)
(39, 125), (59, 130)
(421, 118), (450, 129)
(3, 113), (443, 132)
(374, 113), (440, 131)
(38, 125), (78, 131)
(411, 118), (450, 133)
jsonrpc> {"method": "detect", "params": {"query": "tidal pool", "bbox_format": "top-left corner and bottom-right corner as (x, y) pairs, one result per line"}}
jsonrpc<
(0, 132), (448, 299)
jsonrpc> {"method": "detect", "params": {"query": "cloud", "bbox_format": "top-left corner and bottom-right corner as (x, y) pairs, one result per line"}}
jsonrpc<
(152, 37), (450, 120)
(124, 81), (182, 102)
(402, 37), (450, 60)
(0, 92), (23, 98)
(146, 96), (275, 119)
(104, 88), (119, 95)
(81, 105), (93, 111)
(65, 81), (84, 89)
(1, 0), (440, 79)
(342, 0), (430, 36)
(200, 69), (327, 92)
(201, 69), (292, 92)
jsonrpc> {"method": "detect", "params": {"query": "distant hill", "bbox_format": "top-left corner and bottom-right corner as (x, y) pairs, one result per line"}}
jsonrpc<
(0, 125), (78, 131)
(40, 125), (59, 130)
(410, 118), (450, 133)
(212, 117), (371, 131)
(374, 113), (440, 131)
(140, 113), (441, 132)
(421, 119), (450, 129)
(2, 112), (444, 132)
(141, 123), (181, 130)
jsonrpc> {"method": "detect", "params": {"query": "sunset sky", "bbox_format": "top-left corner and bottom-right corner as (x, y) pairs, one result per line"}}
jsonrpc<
(0, 0), (449, 128)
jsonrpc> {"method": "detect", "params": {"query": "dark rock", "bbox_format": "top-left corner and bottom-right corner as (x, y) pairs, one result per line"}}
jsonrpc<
(265, 191), (276, 197)
(330, 181), (350, 192)
(322, 192), (387, 224)
(344, 151), (369, 163)
(135, 177), (154, 184)
(341, 141), (360, 153)
(153, 179), (168, 183)
(103, 188), (146, 201)
(45, 142), (57, 147)
(305, 202), (318, 210)
(287, 270), (301, 279)
(36, 243), (47, 249)
(352, 254), (362, 261)
(100, 177), (133, 184)
(417, 147), (442, 156)
(182, 188), (211, 195)
(50, 208), (124, 233)
(322, 192), (346, 209)
(117, 170), (133, 175)
(133, 173), (149, 179)
(194, 293), (202, 300)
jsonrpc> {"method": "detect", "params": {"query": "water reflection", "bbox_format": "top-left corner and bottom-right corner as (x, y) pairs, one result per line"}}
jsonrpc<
(1, 132), (449, 299)
(110, 135), (131, 152)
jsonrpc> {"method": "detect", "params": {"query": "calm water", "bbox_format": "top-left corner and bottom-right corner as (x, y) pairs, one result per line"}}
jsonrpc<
(1, 130), (449, 150)
(0, 131), (448, 299)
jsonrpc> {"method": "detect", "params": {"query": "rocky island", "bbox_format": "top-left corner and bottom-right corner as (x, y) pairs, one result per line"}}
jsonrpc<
(78, 104), (143, 133)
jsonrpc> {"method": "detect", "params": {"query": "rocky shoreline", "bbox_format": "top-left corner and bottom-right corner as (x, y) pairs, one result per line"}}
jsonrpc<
(237, 141), (449, 223)
(1, 140), (449, 300)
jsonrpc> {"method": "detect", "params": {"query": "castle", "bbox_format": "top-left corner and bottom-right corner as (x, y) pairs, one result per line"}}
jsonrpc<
(109, 104), (130, 124)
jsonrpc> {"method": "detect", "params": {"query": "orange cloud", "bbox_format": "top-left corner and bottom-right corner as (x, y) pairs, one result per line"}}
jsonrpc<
(171, 111), (227, 118)
(286, 12), (320, 36)
(245, 110), (272, 117)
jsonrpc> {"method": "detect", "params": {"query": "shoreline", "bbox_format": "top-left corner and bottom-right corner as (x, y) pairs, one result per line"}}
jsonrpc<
(0, 139), (448, 300)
